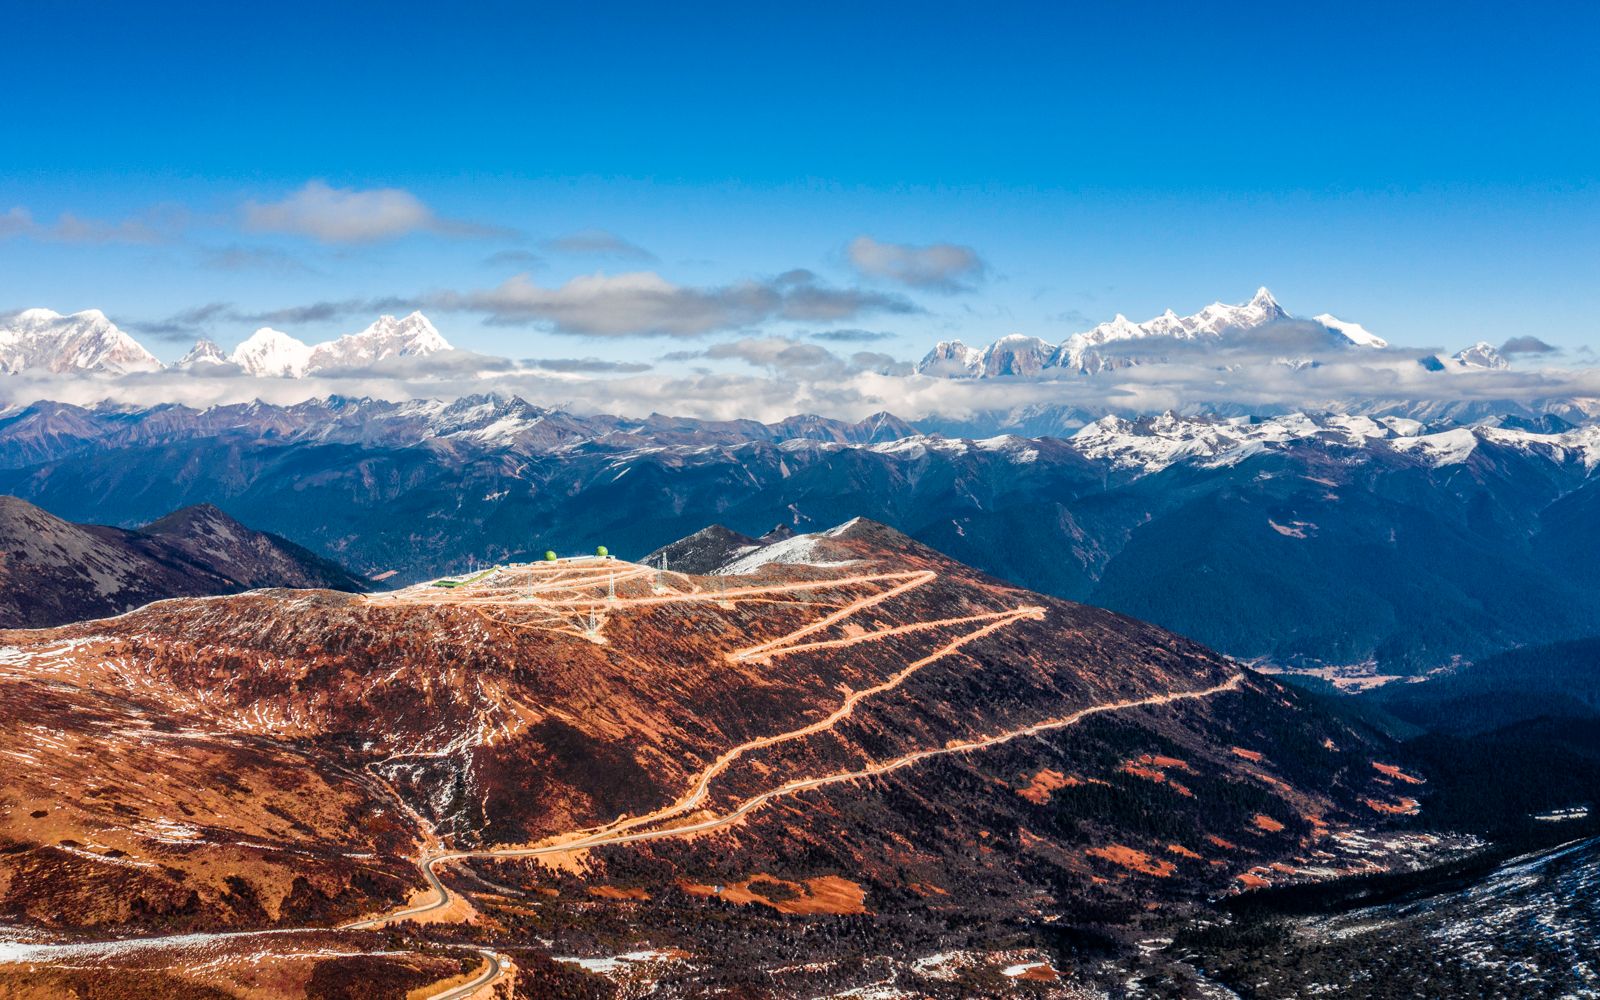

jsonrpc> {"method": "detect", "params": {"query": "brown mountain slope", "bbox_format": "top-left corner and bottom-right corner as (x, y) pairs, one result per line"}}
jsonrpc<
(0, 520), (1430, 997)
(0, 496), (370, 628)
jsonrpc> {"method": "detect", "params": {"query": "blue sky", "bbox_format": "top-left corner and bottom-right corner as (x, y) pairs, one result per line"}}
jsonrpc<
(3, 0), (1598, 365)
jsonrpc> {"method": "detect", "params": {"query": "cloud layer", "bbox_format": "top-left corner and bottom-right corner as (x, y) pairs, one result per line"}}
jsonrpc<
(539, 229), (656, 261)
(429, 269), (917, 337)
(0, 206), (176, 245)
(7, 335), (1598, 430)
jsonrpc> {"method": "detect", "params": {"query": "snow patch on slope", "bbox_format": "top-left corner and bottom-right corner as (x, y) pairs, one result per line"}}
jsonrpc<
(714, 531), (861, 575)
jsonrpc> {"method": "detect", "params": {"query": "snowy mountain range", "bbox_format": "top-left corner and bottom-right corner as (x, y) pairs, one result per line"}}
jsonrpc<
(0, 308), (452, 377)
(0, 291), (1549, 393)
(917, 288), (1391, 377)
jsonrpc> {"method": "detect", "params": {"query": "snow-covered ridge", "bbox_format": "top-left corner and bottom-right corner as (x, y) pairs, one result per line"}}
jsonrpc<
(713, 410), (1600, 476)
(916, 288), (1392, 378)
(1069, 411), (1600, 473)
(6, 392), (1598, 484)
(1315, 313), (1388, 348)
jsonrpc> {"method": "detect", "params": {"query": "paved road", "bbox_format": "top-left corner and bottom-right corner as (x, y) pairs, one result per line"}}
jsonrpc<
(425, 948), (506, 1000)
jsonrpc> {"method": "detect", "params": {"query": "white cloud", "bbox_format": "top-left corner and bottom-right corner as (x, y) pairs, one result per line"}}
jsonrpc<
(242, 180), (504, 243)
(430, 269), (917, 337)
(847, 235), (987, 292)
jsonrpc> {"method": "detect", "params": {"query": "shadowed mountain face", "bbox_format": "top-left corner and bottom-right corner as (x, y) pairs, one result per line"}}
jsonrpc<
(2, 399), (1597, 672)
(140, 503), (371, 594)
(0, 497), (371, 628)
(0, 520), (1433, 995)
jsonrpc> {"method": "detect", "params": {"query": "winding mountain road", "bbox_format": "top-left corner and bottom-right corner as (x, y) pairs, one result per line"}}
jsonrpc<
(347, 671), (1246, 930)
(342, 558), (1250, 943)
(422, 949), (507, 1000)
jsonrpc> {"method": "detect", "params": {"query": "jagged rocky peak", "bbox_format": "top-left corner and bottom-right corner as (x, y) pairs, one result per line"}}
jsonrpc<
(916, 339), (984, 376)
(1247, 285), (1284, 316)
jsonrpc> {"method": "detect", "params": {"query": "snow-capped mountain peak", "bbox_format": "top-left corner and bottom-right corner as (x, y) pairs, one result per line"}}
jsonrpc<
(306, 311), (452, 372)
(1453, 341), (1509, 370)
(176, 338), (230, 368)
(230, 328), (314, 378)
(917, 340), (984, 377)
(0, 307), (162, 375)
(979, 333), (1054, 377)
(1183, 286), (1288, 335)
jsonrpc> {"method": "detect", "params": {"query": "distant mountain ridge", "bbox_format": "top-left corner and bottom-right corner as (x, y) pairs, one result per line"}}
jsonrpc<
(0, 496), (371, 628)
(0, 397), (1595, 670)
(4, 394), (1591, 476)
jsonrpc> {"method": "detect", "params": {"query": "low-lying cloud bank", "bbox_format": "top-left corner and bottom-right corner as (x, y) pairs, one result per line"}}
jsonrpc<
(4, 341), (1598, 426)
